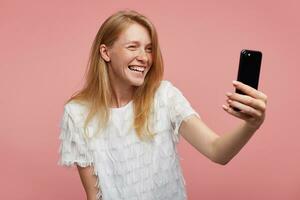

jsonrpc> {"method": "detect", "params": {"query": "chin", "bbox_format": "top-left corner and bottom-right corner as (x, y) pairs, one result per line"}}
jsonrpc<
(131, 79), (145, 87)
(126, 71), (148, 87)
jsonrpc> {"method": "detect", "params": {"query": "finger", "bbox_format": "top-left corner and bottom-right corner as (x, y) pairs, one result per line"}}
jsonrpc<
(226, 92), (266, 112)
(233, 81), (267, 102)
(227, 99), (262, 117)
(222, 104), (251, 120)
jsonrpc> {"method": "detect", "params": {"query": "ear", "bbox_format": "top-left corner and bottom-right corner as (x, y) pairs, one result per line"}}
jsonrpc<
(99, 44), (111, 62)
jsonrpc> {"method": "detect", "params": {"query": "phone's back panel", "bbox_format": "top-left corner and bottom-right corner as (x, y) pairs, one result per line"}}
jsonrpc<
(236, 49), (262, 94)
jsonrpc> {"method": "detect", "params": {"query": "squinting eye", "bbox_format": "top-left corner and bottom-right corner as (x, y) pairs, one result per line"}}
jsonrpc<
(146, 48), (152, 52)
(128, 46), (136, 49)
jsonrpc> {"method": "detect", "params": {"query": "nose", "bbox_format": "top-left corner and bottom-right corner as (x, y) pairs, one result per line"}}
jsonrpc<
(136, 49), (149, 63)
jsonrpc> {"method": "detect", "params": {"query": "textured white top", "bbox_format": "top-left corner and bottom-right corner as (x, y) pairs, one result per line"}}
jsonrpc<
(58, 80), (201, 200)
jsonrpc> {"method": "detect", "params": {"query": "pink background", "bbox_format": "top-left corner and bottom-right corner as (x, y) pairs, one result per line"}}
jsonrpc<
(1, 0), (299, 199)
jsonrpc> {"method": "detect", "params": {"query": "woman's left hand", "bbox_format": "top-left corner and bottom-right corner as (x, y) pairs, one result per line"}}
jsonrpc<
(222, 80), (268, 130)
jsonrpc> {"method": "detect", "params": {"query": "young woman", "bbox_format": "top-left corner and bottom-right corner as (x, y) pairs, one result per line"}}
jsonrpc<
(58, 10), (267, 200)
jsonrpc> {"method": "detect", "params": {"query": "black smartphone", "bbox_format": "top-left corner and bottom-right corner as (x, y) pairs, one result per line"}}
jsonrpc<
(232, 49), (262, 112)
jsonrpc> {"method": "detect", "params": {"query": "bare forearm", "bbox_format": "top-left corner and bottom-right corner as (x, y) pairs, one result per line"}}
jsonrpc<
(77, 165), (100, 200)
(87, 195), (98, 200)
(212, 121), (258, 165)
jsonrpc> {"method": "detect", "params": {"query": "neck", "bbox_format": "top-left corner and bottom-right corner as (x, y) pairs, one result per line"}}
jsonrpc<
(109, 79), (135, 108)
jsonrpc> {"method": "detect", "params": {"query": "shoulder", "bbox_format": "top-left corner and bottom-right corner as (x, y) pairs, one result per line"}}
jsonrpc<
(159, 80), (173, 89)
(156, 80), (175, 95)
(63, 100), (90, 123)
(153, 80), (178, 108)
(156, 80), (183, 99)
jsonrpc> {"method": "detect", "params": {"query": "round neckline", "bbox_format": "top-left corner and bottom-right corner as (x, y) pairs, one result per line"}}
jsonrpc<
(110, 100), (133, 112)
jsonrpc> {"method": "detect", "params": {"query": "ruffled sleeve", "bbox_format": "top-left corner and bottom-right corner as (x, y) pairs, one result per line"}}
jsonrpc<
(165, 81), (201, 143)
(57, 104), (94, 167)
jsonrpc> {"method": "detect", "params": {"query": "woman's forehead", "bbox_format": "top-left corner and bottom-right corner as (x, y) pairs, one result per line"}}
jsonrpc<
(118, 23), (151, 45)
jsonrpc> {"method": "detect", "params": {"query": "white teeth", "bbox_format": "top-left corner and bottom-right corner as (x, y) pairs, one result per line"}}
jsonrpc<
(128, 65), (145, 72)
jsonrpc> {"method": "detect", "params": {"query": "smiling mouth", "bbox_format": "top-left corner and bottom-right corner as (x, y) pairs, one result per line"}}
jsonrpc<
(128, 65), (145, 74)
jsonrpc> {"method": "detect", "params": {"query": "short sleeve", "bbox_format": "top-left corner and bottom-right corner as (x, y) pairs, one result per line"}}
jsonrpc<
(166, 81), (201, 142)
(57, 105), (94, 167)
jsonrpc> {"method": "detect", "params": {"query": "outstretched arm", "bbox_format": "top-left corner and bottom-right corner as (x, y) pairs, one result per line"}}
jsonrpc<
(180, 80), (267, 165)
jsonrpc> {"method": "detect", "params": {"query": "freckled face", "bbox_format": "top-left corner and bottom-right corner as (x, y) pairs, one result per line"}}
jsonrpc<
(106, 23), (153, 87)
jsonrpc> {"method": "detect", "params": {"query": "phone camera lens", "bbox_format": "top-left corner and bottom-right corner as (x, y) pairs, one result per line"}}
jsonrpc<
(248, 53), (251, 56)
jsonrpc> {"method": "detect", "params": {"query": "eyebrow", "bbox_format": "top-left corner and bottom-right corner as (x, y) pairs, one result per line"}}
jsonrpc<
(124, 41), (152, 46)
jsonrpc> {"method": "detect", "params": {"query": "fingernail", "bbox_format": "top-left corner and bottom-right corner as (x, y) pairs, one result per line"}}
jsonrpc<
(226, 92), (232, 96)
(232, 80), (238, 85)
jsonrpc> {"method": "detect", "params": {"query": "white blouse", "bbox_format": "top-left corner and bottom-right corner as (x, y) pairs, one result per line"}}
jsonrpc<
(58, 80), (201, 200)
